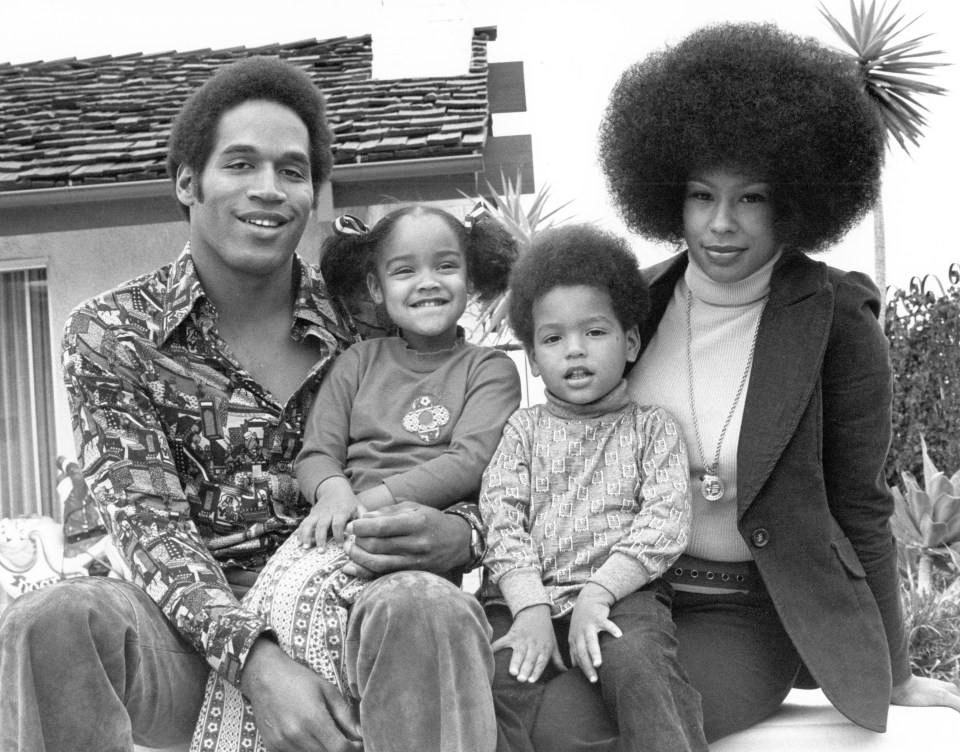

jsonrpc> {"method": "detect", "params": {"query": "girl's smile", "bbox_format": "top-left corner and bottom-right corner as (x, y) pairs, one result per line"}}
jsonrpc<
(367, 213), (469, 353)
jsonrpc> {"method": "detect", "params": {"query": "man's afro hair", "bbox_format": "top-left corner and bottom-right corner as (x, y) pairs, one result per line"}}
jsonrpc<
(167, 56), (333, 214)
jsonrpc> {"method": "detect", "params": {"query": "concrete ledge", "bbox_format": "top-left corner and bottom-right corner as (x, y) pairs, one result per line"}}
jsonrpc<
(137, 688), (960, 752)
(711, 688), (960, 751)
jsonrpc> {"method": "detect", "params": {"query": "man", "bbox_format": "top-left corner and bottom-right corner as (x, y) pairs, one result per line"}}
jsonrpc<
(0, 57), (494, 752)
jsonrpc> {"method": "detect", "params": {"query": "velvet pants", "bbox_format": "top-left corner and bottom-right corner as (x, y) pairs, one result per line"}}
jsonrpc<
(529, 587), (802, 749)
(0, 572), (496, 752)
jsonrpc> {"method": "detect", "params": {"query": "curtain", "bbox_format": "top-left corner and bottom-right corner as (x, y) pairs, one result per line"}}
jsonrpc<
(0, 268), (56, 519)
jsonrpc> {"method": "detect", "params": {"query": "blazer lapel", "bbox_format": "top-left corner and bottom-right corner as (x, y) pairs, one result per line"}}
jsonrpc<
(640, 255), (687, 357)
(736, 253), (834, 515)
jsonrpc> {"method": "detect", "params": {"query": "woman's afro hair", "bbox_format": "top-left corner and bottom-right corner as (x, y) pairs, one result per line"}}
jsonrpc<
(508, 223), (650, 351)
(167, 56), (333, 215)
(320, 204), (518, 305)
(599, 22), (885, 252)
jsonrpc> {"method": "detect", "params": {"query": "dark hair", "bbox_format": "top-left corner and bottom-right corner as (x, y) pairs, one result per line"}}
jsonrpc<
(508, 223), (650, 351)
(167, 56), (333, 218)
(320, 205), (518, 312)
(599, 22), (885, 253)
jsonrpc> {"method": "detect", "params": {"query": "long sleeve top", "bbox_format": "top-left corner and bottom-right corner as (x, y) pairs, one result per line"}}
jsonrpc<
(295, 336), (521, 506)
(479, 382), (691, 617)
(61, 245), (356, 687)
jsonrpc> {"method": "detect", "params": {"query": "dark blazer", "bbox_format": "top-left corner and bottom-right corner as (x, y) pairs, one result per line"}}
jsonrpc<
(641, 252), (910, 733)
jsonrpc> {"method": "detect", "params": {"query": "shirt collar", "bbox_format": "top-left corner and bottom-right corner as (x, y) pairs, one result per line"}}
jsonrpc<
(157, 243), (206, 344)
(157, 243), (357, 351)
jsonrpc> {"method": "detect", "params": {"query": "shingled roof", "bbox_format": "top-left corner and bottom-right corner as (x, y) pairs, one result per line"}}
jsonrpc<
(0, 29), (493, 192)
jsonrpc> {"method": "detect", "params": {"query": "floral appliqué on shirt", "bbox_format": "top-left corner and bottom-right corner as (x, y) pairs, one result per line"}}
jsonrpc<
(401, 395), (451, 443)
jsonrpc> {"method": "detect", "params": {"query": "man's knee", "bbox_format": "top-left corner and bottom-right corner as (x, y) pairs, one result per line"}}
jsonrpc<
(1, 578), (125, 647)
(355, 570), (490, 636)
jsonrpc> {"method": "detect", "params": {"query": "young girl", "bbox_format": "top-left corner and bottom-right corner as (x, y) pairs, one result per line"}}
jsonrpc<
(191, 204), (522, 752)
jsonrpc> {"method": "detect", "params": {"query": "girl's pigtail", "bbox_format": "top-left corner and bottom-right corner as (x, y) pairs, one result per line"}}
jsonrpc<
(462, 204), (519, 303)
(320, 214), (373, 301)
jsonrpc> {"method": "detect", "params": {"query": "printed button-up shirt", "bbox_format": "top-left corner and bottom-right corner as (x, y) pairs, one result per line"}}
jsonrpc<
(61, 245), (357, 687)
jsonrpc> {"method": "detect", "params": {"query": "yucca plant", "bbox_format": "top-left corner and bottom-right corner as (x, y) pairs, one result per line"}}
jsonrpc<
(819, 1), (948, 321)
(462, 169), (572, 346)
(890, 435), (960, 593)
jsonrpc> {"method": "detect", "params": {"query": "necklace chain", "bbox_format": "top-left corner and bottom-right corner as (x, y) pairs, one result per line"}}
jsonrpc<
(684, 287), (767, 488)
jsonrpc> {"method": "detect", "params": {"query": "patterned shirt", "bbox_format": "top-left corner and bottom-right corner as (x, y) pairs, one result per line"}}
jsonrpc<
(61, 245), (357, 687)
(480, 382), (691, 617)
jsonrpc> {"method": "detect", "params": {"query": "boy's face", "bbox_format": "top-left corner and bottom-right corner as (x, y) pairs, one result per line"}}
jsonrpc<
(176, 99), (315, 284)
(529, 285), (640, 405)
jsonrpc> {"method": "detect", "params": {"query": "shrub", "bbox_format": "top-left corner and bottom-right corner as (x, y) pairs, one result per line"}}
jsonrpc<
(901, 565), (960, 688)
(884, 272), (960, 484)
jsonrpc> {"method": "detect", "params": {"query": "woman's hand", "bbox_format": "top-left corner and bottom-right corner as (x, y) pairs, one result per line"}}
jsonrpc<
(341, 501), (471, 577)
(891, 674), (960, 711)
(568, 583), (621, 684)
(491, 604), (566, 683)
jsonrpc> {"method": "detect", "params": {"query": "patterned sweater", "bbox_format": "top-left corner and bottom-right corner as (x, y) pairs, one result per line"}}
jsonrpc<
(479, 382), (691, 617)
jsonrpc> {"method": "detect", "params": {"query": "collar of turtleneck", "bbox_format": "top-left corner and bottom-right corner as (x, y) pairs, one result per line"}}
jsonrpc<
(685, 251), (781, 306)
(544, 380), (632, 421)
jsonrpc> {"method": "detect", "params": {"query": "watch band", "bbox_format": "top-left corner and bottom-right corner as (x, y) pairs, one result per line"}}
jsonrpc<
(443, 507), (487, 571)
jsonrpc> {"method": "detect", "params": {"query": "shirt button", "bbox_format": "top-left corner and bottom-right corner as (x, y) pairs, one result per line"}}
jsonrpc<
(751, 528), (770, 548)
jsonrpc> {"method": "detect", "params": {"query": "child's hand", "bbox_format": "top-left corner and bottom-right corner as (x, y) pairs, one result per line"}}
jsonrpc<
(568, 583), (621, 684)
(490, 604), (566, 683)
(354, 484), (396, 511)
(297, 477), (362, 549)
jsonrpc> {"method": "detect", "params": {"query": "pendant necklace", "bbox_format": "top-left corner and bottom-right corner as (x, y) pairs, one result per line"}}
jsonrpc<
(684, 287), (767, 501)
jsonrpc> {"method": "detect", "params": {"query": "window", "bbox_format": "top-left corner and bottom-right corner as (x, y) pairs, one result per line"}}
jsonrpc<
(0, 266), (56, 519)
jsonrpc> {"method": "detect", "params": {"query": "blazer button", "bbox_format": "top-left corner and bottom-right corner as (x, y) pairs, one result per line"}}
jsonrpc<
(751, 528), (770, 547)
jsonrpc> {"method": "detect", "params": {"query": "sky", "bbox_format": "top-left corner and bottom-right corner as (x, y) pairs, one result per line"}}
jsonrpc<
(3, 0), (958, 290)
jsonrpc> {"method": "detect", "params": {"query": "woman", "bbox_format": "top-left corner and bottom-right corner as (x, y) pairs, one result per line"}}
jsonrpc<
(531, 22), (960, 748)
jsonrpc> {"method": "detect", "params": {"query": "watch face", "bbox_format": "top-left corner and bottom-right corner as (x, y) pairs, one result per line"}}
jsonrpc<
(470, 527), (484, 560)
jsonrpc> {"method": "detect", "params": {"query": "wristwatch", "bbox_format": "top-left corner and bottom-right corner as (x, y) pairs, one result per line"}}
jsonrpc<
(444, 508), (486, 570)
(468, 524), (484, 569)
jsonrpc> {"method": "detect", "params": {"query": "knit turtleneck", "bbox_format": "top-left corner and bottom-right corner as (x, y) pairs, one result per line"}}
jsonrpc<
(685, 251), (779, 307)
(627, 251), (779, 562)
(544, 380), (632, 421)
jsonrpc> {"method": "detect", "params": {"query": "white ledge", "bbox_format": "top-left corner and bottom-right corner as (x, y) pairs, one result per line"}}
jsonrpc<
(710, 688), (960, 751)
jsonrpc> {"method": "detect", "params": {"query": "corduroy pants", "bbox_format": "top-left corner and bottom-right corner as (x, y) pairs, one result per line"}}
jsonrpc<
(529, 587), (801, 749)
(490, 580), (708, 752)
(0, 572), (496, 752)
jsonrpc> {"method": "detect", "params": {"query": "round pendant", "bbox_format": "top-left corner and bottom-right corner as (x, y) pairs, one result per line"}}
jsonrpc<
(701, 474), (725, 501)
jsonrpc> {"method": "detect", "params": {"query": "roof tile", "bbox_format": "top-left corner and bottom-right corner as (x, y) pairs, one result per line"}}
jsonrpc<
(0, 29), (494, 191)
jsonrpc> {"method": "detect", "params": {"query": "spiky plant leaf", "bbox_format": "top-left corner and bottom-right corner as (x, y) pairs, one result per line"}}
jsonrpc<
(819, 0), (948, 153)
(460, 168), (573, 345)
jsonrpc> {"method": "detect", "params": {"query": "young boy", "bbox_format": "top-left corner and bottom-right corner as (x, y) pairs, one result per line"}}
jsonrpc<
(480, 224), (708, 751)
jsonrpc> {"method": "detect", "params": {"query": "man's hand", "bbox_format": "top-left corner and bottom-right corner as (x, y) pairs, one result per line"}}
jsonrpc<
(491, 604), (566, 683)
(340, 501), (470, 577)
(297, 477), (361, 549)
(240, 637), (362, 752)
(568, 583), (620, 684)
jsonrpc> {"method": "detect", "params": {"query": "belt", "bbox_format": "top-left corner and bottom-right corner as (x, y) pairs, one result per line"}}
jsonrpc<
(662, 554), (762, 593)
